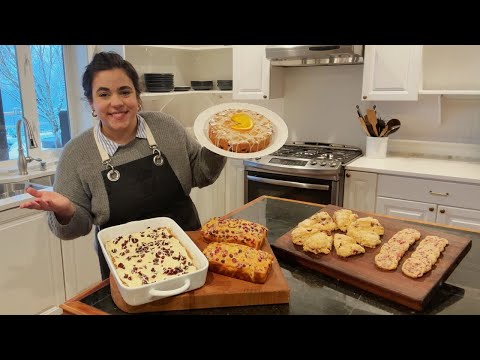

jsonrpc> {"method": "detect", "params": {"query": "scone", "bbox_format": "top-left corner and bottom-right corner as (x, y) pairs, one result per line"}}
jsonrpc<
(307, 211), (338, 232)
(347, 229), (382, 248)
(297, 218), (319, 228)
(302, 231), (334, 255)
(346, 217), (384, 248)
(347, 217), (385, 236)
(333, 234), (365, 258)
(333, 209), (359, 232)
(291, 226), (320, 246)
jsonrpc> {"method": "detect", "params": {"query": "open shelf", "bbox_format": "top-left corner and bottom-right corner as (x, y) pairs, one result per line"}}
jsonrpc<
(138, 45), (232, 51)
(421, 46), (480, 97)
(419, 89), (480, 95)
(141, 90), (232, 99)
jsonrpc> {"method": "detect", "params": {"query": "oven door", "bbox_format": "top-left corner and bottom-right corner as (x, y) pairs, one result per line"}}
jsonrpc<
(245, 170), (339, 205)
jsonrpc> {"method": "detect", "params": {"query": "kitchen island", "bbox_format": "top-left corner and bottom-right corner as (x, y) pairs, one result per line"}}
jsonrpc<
(60, 196), (480, 315)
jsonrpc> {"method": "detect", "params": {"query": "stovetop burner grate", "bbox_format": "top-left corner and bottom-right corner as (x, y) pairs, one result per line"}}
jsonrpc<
(270, 143), (361, 164)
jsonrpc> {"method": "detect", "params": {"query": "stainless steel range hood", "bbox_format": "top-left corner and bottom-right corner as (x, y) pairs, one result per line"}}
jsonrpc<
(266, 45), (364, 67)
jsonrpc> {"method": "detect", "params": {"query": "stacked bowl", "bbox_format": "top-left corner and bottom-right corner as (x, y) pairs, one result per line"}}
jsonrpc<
(191, 81), (214, 91)
(144, 73), (174, 92)
(217, 80), (232, 90)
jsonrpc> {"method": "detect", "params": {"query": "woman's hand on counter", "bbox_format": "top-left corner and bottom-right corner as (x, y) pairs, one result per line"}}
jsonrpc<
(20, 187), (75, 224)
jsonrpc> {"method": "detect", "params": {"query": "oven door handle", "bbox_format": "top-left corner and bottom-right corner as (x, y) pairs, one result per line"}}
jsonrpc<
(246, 175), (330, 191)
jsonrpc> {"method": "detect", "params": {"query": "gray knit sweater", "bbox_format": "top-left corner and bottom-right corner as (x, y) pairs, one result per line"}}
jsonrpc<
(48, 111), (226, 240)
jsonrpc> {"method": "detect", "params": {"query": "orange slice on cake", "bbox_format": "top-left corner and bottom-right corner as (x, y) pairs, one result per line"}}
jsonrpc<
(230, 113), (254, 131)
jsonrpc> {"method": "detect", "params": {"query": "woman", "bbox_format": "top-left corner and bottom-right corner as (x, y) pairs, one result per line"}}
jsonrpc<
(20, 51), (226, 279)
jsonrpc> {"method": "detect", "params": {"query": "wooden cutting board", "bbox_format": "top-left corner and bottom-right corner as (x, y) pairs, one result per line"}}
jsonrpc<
(110, 231), (290, 313)
(272, 204), (471, 311)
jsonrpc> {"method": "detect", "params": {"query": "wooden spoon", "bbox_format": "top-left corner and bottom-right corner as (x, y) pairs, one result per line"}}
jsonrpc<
(366, 108), (378, 136)
(357, 117), (370, 136)
(363, 114), (376, 137)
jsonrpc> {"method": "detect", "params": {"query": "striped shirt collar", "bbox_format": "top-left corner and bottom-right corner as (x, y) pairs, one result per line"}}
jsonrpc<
(94, 114), (147, 157)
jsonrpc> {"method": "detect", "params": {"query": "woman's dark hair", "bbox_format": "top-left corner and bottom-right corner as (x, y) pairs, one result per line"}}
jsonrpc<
(82, 51), (142, 102)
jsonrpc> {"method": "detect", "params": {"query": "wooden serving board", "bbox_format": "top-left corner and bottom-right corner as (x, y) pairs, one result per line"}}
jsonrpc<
(272, 204), (472, 311)
(110, 231), (290, 313)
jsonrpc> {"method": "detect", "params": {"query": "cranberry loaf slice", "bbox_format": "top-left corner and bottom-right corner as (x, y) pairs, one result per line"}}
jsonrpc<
(203, 242), (274, 284)
(201, 217), (268, 249)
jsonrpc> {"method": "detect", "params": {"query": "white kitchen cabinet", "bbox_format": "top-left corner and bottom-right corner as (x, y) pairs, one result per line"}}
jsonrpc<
(361, 45), (422, 101)
(190, 158), (245, 223)
(343, 170), (378, 212)
(232, 45), (283, 100)
(224, 158), (245, 213)
(376, 196), (480, 231)
(436, 205), (480, 231)
(344, 169), (480, 231)
(60, 229), (102, 299)
(375, 173), (480, 231)
(420, 45), (480, 95)
(376, 196), (437, 222)
(190, 168), (226, 224)
(0, 210), (65, 314)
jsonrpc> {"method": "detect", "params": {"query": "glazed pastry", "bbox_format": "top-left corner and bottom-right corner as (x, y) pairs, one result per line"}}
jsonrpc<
(208, 108), (273, 153)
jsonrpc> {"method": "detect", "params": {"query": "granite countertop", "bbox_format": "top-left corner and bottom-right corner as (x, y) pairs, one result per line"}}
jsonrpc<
(65, 196), (480, 315)
(346, 155), (480, 184)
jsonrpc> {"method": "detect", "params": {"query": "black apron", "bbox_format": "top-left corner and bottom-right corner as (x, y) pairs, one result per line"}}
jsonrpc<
(93, 122), (200, 280)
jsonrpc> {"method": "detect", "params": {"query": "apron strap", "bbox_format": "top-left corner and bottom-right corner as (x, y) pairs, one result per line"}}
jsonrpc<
(94, 116), (164, 181)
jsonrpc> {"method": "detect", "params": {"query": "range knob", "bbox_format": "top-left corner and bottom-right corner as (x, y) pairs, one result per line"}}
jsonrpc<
(329, 162), (338, 167)
(320, 162), (327, 166)
(310, 160), (317, 165)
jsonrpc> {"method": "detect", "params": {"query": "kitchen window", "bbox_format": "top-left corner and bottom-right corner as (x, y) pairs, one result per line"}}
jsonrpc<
(0, 45), (70, 162)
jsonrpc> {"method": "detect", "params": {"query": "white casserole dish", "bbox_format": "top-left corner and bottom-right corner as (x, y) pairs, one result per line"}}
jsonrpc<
(97, 217), (209, 306)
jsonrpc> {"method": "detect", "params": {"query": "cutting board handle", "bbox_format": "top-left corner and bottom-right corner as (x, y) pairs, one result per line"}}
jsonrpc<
(149, 278), (191, 299)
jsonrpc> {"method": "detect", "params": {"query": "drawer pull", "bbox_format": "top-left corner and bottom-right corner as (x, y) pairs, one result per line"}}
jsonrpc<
(439, 209), (445, 214)
(429, 191), (449, 197)
(429, 207), (434, 212)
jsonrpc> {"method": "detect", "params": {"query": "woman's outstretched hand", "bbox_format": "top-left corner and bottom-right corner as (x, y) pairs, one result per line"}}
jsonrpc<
(20, 187), (75, 224)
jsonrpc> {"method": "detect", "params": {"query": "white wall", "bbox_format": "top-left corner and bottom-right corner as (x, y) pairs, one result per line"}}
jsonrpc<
(282, 65), (366, 149)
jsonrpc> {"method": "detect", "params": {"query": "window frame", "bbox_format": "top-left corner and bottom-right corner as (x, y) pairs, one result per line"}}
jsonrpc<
(0, 45), (90, 171)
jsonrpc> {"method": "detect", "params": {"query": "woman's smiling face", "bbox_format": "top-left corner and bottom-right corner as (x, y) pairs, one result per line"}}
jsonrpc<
(90, 68), (139, 138)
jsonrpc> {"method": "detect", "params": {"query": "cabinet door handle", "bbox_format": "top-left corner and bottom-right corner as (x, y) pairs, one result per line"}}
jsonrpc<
(439, 209), (445, 214)
(429, 190), (449, 197)
(363, 96), (367, 99)
(346, 173), (351, 178)
(429, 207), (434, 212)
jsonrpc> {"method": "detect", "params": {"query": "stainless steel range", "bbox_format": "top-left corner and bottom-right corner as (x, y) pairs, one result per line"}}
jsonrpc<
(243, 142), (362, 206)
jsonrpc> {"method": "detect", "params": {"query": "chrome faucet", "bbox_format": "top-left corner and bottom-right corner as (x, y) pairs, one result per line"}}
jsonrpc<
(16, 117), (42, 175)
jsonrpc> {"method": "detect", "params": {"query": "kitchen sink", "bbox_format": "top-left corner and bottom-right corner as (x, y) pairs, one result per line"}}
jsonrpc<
(0, 181), (50, 200)
(30, 174), (55, 186)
